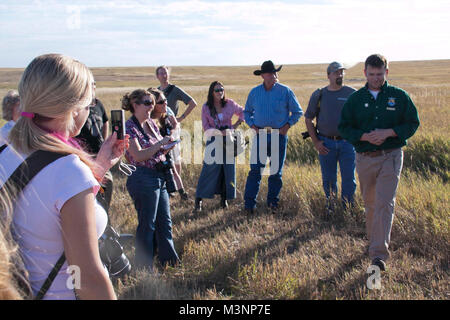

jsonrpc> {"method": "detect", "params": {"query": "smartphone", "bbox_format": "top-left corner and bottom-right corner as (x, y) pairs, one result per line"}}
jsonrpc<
(162, 139), (181, 150)
(111, 110), (125, 140)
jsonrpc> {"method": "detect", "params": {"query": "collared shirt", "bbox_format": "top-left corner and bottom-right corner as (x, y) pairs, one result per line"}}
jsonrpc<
(159, 84), (193, 117)
(338, 81), (420, 153)
(244, 82), (303, 129)
(201, 99), (244, 132)
(125, 117), (166, 169)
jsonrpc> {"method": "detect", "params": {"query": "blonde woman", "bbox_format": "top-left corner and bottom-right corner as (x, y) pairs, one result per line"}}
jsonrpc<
(0, 219), (22, 299)
(0, 54), (128, 300)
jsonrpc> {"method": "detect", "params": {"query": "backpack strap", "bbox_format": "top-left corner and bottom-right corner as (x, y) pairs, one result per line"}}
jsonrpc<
(163, 84), (175, 98)
(34, 253), (67, 300)
(315, 87), (324, 119)
(0, 146), (68, 300)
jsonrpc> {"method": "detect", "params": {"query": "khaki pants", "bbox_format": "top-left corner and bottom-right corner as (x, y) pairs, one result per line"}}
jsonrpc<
(356, 148), (403, 261)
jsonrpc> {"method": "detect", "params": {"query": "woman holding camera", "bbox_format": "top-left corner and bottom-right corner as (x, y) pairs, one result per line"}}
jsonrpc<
(0, 54), (128, 299)
(148, 88), (188, 200)
(194, 81), (244, 212)
(123, 89), (180, 270)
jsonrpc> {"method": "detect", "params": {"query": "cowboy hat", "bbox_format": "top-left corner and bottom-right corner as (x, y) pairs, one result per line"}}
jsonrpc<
(253, 60), (282, 75)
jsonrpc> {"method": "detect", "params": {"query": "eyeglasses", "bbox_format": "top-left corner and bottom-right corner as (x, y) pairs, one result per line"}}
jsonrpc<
(156, 98), (167, 105)
(136, 100), (154, 106)
(214, 88), (224, 93)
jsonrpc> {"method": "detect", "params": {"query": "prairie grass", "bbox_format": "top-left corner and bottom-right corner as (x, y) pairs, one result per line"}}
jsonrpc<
(0, 60), (448, 300)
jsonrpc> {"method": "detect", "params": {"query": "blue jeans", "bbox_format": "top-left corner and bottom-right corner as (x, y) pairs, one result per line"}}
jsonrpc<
(318, 136), (356, 205)
(244, 132), (288, 209)
(126, 166), (179, 269)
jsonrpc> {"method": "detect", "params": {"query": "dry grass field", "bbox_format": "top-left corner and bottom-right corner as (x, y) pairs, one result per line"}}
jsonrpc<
(0, 60), (448, 300)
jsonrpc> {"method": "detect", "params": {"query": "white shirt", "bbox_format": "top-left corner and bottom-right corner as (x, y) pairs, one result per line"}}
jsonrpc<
(0, 146), (107, 300)
(369, 90), (380, 100)
(0, 120), (15, 145)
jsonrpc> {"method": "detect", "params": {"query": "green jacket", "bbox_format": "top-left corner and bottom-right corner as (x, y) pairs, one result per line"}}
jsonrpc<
(338, 81), (420, 153)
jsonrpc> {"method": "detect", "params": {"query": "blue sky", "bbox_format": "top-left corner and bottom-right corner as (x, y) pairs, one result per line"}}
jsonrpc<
(1, 0), (449, 67)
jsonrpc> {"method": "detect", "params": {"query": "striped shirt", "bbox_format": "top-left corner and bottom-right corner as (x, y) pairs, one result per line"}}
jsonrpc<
(244, 82), (303, 129)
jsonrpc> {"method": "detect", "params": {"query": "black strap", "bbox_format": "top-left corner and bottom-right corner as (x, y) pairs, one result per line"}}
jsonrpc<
(131, 115), (152, 141)
(163, 84), (175, 98)
(315, 87), (324, 120)
(34, 253), (67, 300)
(131, 115), (161, 146)
(0, 146), (68, 299)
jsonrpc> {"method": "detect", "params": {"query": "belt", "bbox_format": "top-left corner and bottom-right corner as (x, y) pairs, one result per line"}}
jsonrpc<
(257, 126), (279, 133)
(319, 134), (343, 141)
(358, 148), (398, 158)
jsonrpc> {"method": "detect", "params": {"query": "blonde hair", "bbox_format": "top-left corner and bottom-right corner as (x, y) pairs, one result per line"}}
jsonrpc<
(8, 54), (100, 177)
(2, 90), (20, 121)
(0, 193), (23, 300)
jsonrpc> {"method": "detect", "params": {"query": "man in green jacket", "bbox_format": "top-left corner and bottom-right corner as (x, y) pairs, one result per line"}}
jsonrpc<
(338, 54), (420, 271)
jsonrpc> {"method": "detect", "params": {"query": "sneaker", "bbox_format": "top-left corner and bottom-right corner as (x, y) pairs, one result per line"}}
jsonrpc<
(371, 257), (386, 271)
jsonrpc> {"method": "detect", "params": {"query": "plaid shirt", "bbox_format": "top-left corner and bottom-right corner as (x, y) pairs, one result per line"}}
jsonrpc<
(125, 118), (166, 169)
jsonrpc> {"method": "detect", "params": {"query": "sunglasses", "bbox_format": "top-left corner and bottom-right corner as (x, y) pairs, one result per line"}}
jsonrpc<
(156, 98), (167, 105)
(214, 88), (224, 93)
(136, 100), (154, 106)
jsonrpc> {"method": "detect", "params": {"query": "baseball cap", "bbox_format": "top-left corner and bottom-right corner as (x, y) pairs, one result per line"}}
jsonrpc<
(327, 62), (346, 74)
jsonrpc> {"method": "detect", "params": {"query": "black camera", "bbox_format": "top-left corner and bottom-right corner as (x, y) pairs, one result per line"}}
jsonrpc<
(155, 157), (177, 194)
(301, 131), (310, 139)
(302, 126), (318, 140)
(160, 118), (173, 137)
(99, 225), (132, 278)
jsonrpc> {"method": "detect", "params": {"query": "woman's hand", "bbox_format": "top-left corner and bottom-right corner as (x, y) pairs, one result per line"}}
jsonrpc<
(159, 136), (175, 154)
(95, 132), (130, 178)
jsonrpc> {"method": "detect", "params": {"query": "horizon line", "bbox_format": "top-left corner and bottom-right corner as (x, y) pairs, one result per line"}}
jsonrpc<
(1, 58), (449, 70)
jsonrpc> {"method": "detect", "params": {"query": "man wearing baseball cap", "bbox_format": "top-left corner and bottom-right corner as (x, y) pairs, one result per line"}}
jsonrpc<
(304, 62), (357, 215)
(243, 60), (303, 213)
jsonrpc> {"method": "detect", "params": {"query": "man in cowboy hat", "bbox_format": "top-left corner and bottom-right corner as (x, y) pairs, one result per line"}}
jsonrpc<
(243, 60), (303, 213)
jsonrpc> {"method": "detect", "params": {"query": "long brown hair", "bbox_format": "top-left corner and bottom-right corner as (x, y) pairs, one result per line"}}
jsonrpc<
(206, 81), (227, 118)
(148, 88), (168, 129)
